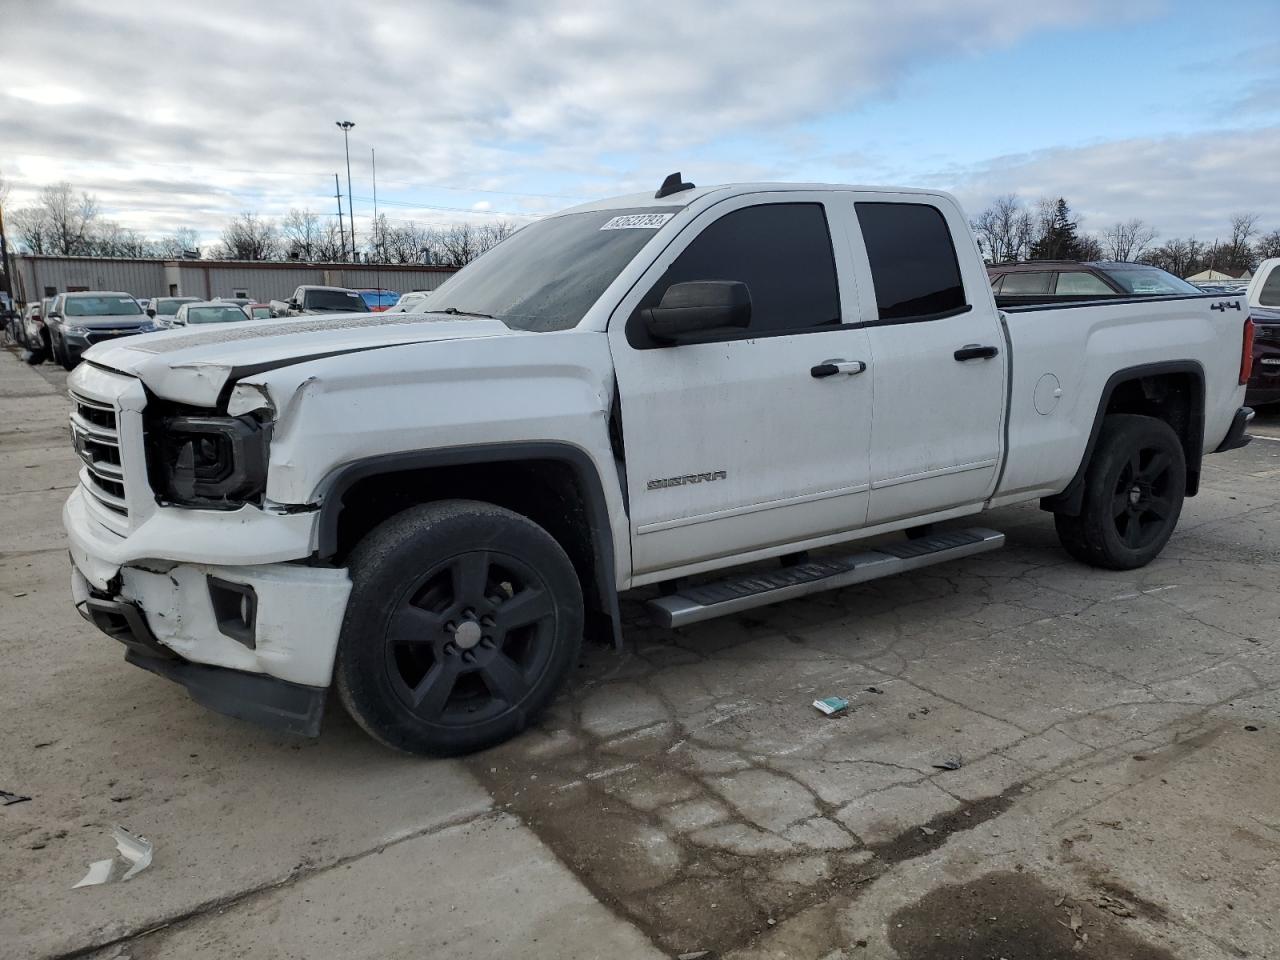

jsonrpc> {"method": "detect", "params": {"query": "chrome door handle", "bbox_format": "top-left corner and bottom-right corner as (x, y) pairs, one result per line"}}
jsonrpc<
(811, 359), (867, 378)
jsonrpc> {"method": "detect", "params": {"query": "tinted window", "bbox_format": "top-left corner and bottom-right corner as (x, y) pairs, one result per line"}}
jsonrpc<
(856, 202), (965, 320)
(1055, 271), (1113, 295)
(643, 203), (840, 335)
(305, 290), (369, 311)
(999, 272), (1053, 295)
(1259, 267), (1280, 307)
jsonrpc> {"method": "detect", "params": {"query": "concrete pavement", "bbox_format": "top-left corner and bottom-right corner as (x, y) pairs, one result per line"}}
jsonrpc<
(2, 347), (1277, 959)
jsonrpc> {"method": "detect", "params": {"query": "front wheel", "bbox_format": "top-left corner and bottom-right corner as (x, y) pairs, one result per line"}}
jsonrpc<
(1054, 414), (1186, 570)
(334, 500), (584, 756)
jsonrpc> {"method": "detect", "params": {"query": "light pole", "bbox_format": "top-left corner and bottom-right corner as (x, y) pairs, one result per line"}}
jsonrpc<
(336, 121), (356, 261)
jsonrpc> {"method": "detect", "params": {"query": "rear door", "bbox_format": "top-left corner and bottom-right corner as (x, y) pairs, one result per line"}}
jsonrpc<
(608, 194), (875, 578)
(846, 196), (1007, 525)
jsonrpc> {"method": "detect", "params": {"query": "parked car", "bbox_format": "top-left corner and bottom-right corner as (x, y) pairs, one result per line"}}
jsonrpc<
(269, 285), (369, 317)
(988, 261), (1201, 306)
(64, 179), (1251, 755)
(46, 291), (151, 370)
(358, 289), (401, 312)
(147, 296), (201, 322)
(21, 303), (52, 362)
(386, 291), (431, 313)
(215, 297), (253, 308)
(170, 301), (256, 326)
(244, 303), (274, 320)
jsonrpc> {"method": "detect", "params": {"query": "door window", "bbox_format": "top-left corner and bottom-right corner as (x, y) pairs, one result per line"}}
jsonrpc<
(855, 202), (967, 321)
(1054, 271), (1113, 295)
(634, 203), (840, 344)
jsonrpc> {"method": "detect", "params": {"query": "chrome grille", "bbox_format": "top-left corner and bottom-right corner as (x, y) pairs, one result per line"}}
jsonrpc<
(70, 391), (129, 518)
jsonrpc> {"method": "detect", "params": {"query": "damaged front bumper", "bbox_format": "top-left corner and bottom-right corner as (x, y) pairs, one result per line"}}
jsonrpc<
(65, 487), (352, 736)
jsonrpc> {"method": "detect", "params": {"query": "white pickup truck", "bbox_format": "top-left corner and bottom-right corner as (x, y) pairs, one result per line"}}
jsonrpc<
(64, 177), (1254, 755)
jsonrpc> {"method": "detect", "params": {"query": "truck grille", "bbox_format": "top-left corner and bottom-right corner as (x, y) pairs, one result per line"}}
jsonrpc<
(70, 391), (131, 522)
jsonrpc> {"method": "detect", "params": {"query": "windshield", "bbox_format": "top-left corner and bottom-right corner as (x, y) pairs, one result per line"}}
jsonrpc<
(65, 296), (142, 317)
(422, 208), (673, 331)
(360, 291), (399, 308)
(306, 290), (369, 312)
(186, 305), (248, 324)
(1100, 266), (1200, 296)
(154, 298), (195, 315)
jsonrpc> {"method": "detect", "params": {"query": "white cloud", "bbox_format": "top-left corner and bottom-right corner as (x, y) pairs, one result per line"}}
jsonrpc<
(941, 126), (1280, 238)
(0, 0), (1151, 239)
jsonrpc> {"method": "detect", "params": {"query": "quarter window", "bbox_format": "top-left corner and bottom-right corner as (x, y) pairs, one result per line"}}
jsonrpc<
(643, 203), (840, 336)
(856, 202), (966, 321)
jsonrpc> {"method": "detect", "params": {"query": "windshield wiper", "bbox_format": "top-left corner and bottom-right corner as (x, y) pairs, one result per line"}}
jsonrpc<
(438, 306), (496, 320)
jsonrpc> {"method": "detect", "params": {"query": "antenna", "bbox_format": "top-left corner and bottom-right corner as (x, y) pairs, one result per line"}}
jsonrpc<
(655, 171), (695, 199)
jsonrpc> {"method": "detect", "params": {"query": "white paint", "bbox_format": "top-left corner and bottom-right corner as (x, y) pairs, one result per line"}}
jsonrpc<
(61, 181), (1250, 698)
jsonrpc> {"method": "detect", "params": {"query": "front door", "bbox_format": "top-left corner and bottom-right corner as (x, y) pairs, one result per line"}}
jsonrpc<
(608, 194), (875, 579)
(845, 196), (1007, 525)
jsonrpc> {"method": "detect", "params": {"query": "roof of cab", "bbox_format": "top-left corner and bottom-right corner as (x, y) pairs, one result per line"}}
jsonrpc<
(559, 181), (956, 216)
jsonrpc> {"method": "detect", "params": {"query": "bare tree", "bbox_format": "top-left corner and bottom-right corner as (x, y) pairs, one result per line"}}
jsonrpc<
(1256, 229), (1280, 262)
(282, 208), (322, 260)
(970, 195), (1034, 263)
(154, 228), (201, 259)
(39, 182), (100, 255)
(315, 219), (347, 261)
(1221, 213), (1260, 272)
(437, 222), (480, 267)
(216, 212), (280, 261)
(9, 207), (52, 253)
(1102, 218), (1157, 262)
(476, 220), (519, 255)
(1140, 236), (1203, 277)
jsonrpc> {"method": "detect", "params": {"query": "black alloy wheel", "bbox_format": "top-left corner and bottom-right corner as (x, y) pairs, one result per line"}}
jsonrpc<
(335, 500), (583, 756)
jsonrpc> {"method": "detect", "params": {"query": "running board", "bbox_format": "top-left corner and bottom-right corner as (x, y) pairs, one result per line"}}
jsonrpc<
(647, 527), (1005, 628)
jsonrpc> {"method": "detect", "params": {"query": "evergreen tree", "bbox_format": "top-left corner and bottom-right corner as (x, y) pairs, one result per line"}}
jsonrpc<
(1030, 198), (1086, 260)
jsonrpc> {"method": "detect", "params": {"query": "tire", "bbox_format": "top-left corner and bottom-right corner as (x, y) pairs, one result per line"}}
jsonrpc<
(334, 499), (584, 756)
(58, 336), (76, 371)
(1054, 414), (1186, 570)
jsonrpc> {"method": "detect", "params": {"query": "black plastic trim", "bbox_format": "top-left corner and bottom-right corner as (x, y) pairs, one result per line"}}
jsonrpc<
(1040, 360), (1205, 516)
(208, 576), (258, 649)
(125, 650), (326, 737)
(1213, 407), (1254, 453)
(313, 442), (623, 648)
(859, 303), (974, 328)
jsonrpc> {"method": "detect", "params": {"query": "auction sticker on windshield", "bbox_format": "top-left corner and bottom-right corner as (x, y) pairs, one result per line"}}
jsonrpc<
(600, 213), (674, 230)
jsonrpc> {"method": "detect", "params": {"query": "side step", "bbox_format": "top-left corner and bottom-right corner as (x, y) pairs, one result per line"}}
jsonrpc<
(647, 527), (1005, 628)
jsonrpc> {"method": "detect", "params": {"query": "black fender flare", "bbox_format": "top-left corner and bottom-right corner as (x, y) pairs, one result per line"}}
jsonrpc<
(1041, 360), (1205, 516)
(312, 442), (623, 647)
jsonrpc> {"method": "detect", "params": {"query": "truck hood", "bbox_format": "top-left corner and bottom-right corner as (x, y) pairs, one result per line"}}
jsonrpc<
(81, 311), (517, 406)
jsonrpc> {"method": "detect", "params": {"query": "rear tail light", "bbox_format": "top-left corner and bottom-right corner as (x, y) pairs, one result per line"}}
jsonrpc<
(1240, 317), (1255, 385)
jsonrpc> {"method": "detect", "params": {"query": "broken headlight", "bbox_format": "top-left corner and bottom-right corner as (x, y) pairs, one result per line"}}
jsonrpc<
(149, 415), (270, 508)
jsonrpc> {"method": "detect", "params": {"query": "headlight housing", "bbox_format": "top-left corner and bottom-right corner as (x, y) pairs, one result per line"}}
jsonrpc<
(147, 414), (270, 508)
(62, 323), (88, 335)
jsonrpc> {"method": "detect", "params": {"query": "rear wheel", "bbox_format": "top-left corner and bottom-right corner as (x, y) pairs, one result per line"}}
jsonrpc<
(335, 500), (583, 756)
(1054, 414), (1185, 570)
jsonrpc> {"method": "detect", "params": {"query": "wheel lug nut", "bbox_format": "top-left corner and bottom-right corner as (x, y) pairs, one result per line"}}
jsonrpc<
(444, 621), (456, 633)
(444, 642), (456, 655)
(480, 637), (494, 649)
(462, 651), (476, 664)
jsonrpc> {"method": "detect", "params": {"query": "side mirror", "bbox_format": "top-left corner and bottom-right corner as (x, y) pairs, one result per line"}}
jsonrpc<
(146, 308), (156, 318)
(641, 281), (751, 343)
(289, 299), (300, 309)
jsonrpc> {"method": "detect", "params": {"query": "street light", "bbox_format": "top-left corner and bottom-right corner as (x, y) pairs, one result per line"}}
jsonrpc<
(336, 121), (356, 261)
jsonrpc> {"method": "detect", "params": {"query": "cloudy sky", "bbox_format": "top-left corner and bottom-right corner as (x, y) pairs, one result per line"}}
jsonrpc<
(2, 0), (1278, 246)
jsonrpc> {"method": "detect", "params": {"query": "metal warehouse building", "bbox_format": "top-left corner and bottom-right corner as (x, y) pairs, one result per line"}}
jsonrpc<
(10, 255), (458, 306)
